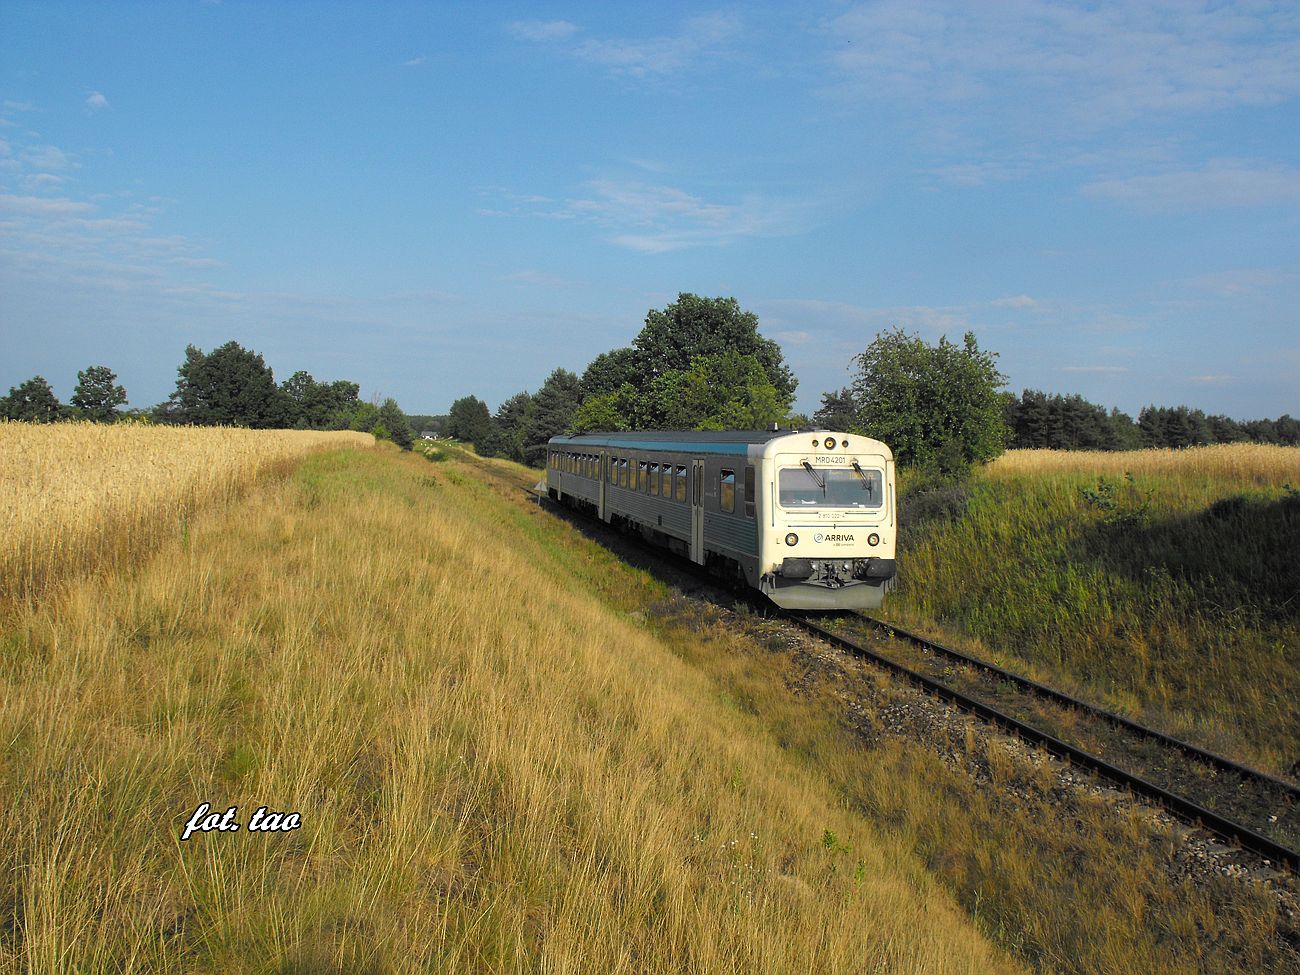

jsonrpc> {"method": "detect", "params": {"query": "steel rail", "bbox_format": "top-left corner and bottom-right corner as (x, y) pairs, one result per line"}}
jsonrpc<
(515, 478), (1298, 870)
(784, 612), (1300, 872)
(849, 614), (1300, 803)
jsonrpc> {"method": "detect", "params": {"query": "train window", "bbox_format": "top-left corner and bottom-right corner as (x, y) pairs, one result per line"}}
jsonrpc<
(676, 466), (687, 502)
(637, 461), (648, 491)
(744, 466), (755, 518)
(720, 470), (736, 513)
(649, 463), (659, 495)
(619, 459), (629, 487)
(609, 457), (618, 484)
(661, 465), (671, 497)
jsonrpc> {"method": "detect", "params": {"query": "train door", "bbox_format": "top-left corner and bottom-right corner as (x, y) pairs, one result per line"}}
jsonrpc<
(599, 451), (607, 521)
(690, 458), (705, 564)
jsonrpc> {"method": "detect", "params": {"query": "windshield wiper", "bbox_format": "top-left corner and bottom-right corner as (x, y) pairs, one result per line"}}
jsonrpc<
(801, 461), (826, 494)
(851, 461), (875, 500)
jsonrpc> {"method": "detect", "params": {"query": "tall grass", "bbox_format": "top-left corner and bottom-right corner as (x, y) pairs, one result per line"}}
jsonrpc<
(891, 445), (1300, 771)
(0, 421), (372, 606)
(0, 441), (1013, 972)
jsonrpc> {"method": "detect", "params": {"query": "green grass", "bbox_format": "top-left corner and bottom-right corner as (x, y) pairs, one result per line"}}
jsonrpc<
(887, 450), (1300, 773)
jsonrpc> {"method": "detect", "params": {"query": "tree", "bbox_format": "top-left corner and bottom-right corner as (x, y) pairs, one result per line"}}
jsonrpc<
(71, 366), (127, 422)
(643, 351), (788, 431)
(1, 376), (65, 422)
(847, 328), (1006, 475)
(813, 388), (856, 432)
(522, 369), (583, 465)
(377, 398), (416, 450)
(166, 342), (290, 428)
(631, 293), (796, 403)
(491, 391), (534, 463)
(447, 395), (495, 450)
(281, 371), (362, 429)
(573, 294), (797, 432)
(580, 348), (639, 400)
(574, 384), (638, 433)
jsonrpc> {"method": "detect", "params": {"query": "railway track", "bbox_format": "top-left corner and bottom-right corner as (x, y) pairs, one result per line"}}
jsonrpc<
(515, 471), (1300, 872)
(781, 611), (1300, 872)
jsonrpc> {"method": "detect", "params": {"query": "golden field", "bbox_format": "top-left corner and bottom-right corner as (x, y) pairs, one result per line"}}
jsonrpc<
(0, 421), (372, 606)
(988, 443), (1300, 484)
(0, 435), (1015, 973)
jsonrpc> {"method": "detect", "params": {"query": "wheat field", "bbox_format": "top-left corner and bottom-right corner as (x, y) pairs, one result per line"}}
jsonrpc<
(989, 443), (1300, 485)
(0, 421), (372, 606)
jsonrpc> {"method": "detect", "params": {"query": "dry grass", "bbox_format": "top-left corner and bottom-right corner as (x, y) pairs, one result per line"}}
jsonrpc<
(0, 420), (372, 606)
(989, 444), (1300, 486)
(0, 440), (1014, 973)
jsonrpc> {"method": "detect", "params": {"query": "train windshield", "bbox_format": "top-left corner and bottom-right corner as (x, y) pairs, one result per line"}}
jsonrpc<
(779, 466), (883, 508)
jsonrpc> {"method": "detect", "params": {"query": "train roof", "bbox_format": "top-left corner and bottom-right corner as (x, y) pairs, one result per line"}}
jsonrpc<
(547, 429), (892, 460)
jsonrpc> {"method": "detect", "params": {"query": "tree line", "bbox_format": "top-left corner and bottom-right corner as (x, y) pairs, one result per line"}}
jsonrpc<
(1000, 391), (1298, 451)
(1, 341), (417, 450)
(441, 293), (800, 466)
(440, 294), (1296, 478)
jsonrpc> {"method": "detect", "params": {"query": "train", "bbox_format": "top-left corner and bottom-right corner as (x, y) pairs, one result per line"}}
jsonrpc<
(544, 429), (896, 610)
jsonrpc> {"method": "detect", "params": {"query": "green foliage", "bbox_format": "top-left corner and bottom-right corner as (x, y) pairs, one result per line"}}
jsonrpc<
(848, 329), (1007, 475)
(644, 351), (788, 431)
(490, 391), (534, 462)
(573, 385), (636, 433)
(1, 376), (66, 423)
(164, 341), (290, 428)
(813, 388), (856, 432)
(890, 467), (1300, 771)
(281, 371), (361, 430)
(572, 294), (796, 432)
(522, 369), (583, 464)
(1078, 474), (1153, 529)
(71, 365), (127, 422)
(579, 348), (639, 401)
(376, 398), (416, 450)
(1005, 389), (1138, 450)
(447, 395), (495, 451)
(633, 293), (796, 404)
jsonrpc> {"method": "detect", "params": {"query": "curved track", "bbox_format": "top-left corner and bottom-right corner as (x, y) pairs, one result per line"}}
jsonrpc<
(783, 611), (1299, 872)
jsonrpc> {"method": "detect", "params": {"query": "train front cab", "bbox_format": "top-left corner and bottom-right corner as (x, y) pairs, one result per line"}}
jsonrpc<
(757, 433), (896, 611)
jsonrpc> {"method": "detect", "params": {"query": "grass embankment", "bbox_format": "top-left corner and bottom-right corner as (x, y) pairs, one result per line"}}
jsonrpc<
(887, 444), (1300, 773)
(463, 444), (1296, 975)
(0, 436), (1012, 973)
(0, 420), (373, 607)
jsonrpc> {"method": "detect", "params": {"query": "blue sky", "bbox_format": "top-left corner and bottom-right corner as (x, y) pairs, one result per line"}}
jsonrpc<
(2, 2), (1298, 419)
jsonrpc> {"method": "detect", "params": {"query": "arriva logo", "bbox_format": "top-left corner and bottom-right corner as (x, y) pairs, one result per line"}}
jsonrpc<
(817, 533), (855, 542)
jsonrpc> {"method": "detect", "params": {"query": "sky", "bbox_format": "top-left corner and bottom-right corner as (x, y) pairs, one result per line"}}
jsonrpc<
(2, 1), (1298, 420)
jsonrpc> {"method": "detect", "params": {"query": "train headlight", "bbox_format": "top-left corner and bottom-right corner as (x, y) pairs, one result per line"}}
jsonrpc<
(868, 533), (880, 546)
(824, 436), (836, 449)
(785, 532), (799, 546)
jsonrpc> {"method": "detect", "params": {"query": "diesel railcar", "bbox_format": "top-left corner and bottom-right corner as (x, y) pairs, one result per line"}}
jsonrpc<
(545, 429), (896, 610)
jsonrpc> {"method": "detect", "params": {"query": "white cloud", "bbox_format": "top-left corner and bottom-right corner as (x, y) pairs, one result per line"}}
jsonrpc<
(1186, 268), (1296, 297)
(493, 177), (806, 253)
(507, 20), (580, 43)
(1189, 374), (1233, 385)
(1082, 160), (1300, 210)
(402, 56), (426, 67)
(992, 295), (1037, 308)
(22, 145), (72, 171)
(1060, 365), (1129, 374)
(85, 91), (109, 111)
(775, 330), (812, 345)
(0, 194), (94, 215)
(510, 12), (742, 79)
(827, 1), (1300, 122)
